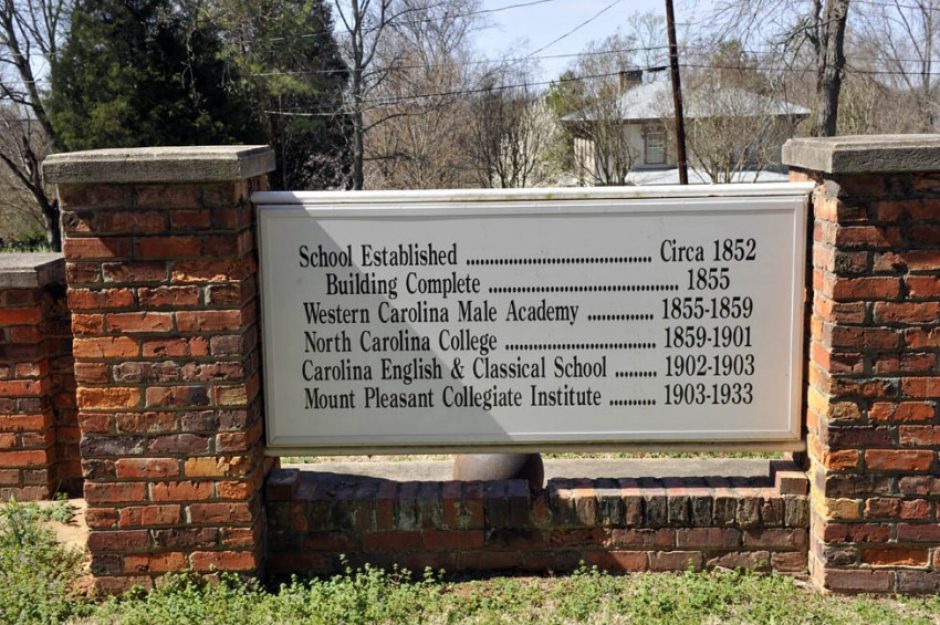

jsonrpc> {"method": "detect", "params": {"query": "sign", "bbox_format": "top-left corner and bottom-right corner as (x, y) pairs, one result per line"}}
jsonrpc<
(254, 185), (811, 453)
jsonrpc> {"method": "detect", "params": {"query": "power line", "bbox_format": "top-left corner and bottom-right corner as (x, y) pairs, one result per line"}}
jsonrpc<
(251, 44), (669, 77)
(525, 0), (624, 58)
(266, 58), (940, 117)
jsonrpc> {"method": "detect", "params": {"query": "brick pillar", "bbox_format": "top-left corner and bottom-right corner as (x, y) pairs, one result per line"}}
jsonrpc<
(784, 136), (940, 593)
(0, 254), (74, 500)
(44, 146), (276, 592)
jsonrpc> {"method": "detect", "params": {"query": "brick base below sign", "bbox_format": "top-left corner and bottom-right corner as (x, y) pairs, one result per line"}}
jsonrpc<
(265, 464), (809, 575)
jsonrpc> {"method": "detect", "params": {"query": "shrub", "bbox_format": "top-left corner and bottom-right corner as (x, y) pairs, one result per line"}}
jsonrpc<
(0, 498), (86, 625)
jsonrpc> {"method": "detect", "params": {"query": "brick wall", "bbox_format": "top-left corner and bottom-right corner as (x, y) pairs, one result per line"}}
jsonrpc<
(46, 146), (277, 593)
(265, 465), (809, 576)
(0, 255), (79, 500)
(786, 136), (940, 593)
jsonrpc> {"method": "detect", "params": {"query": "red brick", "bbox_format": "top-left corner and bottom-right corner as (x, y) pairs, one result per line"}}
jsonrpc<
(169, 210), (211, 230)
(823, 523), (891, 543)
(899, 426), (940, 446)
(150, 480), (214, 501)
(897, 524), (940, 542)
(106, 312), (174, 333)
(123, 552), (186, 573)
(58, 184), (131, 209)
(138, 286), (200, 308)
(861, 547), (929, 566)
(905, 327), (940, 349)
(824, 569), (894, 593)
(865, 449), (934, 472)
(77, 387), (140, 410)
(870, 402), (935, 422)
(873, 353), (936, 375)
(118, 505), (182, 527)
(585, 551), (648, 571)
(84, 481), (148, 503)
(188, 502), (254, 524)
(896, 250), (940, 271)
(66, 262), (101, 283)
(363, 531), (422, 552)
(102, 262), (167, 283)
(98, 211), (165, 234)
(84, 507), (119, 528)
(135, 185), (202, 209)
(900, 499), (931, 520)
(189, 550), (258, 572)
(176, 310), (243, 332)
(873, 302), (940, 324)
(0, 380), (44, 397)
(71, 313), (105, 335)
(676, 528), (741, 549)
(834, 225), (901, 249)
(910, 224), (940, 245)
(63, 237), (131, 260)
(86, 530), (150, 552)
(905, 274), (940, 298)
(137, 236), (201, 259)
(0, 450), (49, 467)
(0, 307), (41, 325)
(742, 529), (808, 549)
(114, 458), (180, 479)
(902, 377), (940, 398)
(142, 337), (209, 357)
(171, 259), (242, 283)
(67, 288), (134, 311)
(829, 277), (901, 301)
(648, 551), (703, 571)
(828, 327), (899, 350)
(422, 530), (485, 551)
(145, 386), (209, 408)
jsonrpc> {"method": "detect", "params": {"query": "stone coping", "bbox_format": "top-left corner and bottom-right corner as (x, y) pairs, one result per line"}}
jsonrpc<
(783, 134), (940, 174)
(43, 145), (276, 184)
(0, 253), (64, 289)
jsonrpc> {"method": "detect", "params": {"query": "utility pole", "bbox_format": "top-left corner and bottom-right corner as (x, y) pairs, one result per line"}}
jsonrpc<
(665, 0), (688, 184)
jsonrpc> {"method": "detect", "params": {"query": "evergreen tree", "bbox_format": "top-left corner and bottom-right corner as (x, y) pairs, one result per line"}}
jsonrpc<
(218, 0), (351, 189)
(48, 0), (261, 151)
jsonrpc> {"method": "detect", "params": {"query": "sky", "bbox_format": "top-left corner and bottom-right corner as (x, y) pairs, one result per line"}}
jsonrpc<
(470, 0), (705, 80)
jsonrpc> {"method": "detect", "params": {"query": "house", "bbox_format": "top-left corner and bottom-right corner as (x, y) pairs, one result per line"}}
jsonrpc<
(561, 70), (810, 185)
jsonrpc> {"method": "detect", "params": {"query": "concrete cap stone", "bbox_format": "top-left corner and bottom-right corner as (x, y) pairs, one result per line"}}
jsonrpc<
(783, 134), (940, 174)
(0, 253), (64, 289)
(43, 145), (275, 184)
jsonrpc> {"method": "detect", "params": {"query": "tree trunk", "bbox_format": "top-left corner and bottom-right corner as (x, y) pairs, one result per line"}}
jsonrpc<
(40, 196), (61, 251)
(811, 0), (850, 136)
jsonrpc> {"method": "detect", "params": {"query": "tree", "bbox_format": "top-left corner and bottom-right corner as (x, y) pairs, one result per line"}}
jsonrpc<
(48, 0), (261, 151)
(559, 23), (669, 185)
(362, 0), (479, 189)
(0, 0), (70, 250)
(215, 0), (352, 190)
(855, 0), (938, 132)
(705, 0), (851, 137)
(331, 0), (479, 189)
(466, 75), (559, 189)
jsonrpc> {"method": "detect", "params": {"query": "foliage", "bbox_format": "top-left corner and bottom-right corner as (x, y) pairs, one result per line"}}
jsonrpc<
(216, 0), (351, 190)
(2, 511), (940, 625)
(0, 0), (70, 250)
(48, 0), (262, 151)
(0, 498), (86, 625)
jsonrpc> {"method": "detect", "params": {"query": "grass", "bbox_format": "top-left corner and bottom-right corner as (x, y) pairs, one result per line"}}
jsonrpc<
(3, 499), (939, 625)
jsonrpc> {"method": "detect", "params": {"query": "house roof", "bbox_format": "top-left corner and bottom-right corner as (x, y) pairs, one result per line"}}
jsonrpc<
(561, 80), (810, 123)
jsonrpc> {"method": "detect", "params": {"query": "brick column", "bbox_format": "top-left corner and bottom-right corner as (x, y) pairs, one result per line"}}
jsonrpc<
(0, 254), (75, 500)
(44, 146), (276, 592)
(784, 136), (940, 593)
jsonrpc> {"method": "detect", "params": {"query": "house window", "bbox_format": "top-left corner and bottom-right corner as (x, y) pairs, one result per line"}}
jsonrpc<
(644, 126), (666, 165)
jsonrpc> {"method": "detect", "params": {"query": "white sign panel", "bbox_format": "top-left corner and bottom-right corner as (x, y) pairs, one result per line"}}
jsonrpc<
(254, 185), (810, 453)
